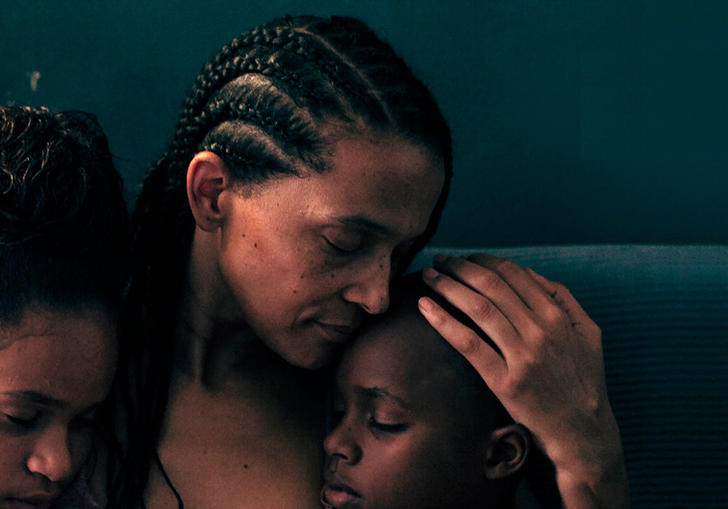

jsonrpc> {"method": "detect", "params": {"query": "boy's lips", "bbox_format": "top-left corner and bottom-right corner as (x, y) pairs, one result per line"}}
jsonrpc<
(321, 475), (362, 508)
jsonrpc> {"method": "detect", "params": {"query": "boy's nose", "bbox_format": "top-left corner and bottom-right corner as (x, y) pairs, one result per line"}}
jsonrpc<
(324, 424), (362, 466)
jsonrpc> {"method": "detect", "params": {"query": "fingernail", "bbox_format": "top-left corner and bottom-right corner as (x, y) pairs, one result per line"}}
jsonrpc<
(433, 253), (448, 263)
(418, 297), (433, 312)
(422, 267), (439, 281)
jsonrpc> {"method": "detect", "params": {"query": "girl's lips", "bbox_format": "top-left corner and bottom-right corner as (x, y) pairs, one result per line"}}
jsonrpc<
(1, 497), (53, 509)
(320, 481), (362, 508)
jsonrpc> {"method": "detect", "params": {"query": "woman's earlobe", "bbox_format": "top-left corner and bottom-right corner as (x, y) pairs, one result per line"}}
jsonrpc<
(187, 151), (228, 232)
(484, 423), (531, 480)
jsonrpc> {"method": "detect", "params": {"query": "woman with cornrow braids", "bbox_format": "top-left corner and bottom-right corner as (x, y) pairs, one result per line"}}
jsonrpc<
(111, 15), (628, 509)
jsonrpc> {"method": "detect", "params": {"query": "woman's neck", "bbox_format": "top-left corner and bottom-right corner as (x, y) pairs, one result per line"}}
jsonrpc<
(178, 229), (260, 384)
(179, 230), (325, 390)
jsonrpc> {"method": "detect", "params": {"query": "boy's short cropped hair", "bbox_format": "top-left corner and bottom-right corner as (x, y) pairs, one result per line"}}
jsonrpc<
(385, 272), (513, 427)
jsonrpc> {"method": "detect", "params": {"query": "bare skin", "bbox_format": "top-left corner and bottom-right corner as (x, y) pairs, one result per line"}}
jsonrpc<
(146, 339), (326, 508)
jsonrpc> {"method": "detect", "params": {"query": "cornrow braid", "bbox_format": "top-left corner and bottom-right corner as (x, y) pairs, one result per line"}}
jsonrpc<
(112, 15), (452, 507)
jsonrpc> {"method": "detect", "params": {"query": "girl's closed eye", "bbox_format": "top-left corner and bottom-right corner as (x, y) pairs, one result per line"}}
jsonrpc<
(2, 409), (41, 432)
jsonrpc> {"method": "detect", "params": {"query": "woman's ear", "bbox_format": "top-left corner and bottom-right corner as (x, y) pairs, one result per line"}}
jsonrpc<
(186, 151), (229, 232)
(483, 423), (531, 480)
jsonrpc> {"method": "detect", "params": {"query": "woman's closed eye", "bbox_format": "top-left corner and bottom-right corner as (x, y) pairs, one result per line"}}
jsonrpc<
(323, 232), (367, 255)
(320, 224), (372, 255)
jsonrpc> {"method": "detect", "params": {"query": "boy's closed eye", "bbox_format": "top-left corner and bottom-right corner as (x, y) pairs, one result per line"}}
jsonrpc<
(367, 416), (409, 434)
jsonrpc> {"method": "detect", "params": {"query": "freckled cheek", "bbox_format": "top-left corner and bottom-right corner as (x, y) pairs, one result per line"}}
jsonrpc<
(288, 262), (343, 304)
(296, 252), (350, 285)
(293, 272), (344, 301)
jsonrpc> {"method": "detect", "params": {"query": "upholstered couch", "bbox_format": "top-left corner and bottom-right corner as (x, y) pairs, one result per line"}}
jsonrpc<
(410, 245), (728, 508)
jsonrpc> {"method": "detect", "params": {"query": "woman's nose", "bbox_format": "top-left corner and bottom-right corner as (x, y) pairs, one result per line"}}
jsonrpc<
(342, 258), (391, 314)
(26, 426), (74, 484)
(324, 422), (363, 466)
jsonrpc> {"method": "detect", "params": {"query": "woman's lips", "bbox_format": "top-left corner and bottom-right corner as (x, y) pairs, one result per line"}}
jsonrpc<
(312, 320), (357, 343)
(320, 479), (362, 508)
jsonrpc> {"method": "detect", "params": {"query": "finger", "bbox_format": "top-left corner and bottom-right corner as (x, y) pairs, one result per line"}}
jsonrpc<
(422, 268), (521, 354)
(432, 255), (543, 334)
(526, 268), (600, 336)
(448, 253), (555, 314)
(418, 296), (507, 383)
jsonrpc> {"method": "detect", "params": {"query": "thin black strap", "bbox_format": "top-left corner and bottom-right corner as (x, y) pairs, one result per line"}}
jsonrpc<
(153, 450), (184, 509)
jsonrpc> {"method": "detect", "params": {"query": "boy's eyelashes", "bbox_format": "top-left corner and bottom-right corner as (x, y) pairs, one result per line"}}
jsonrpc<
(330, 407), (410, 435)
(367, 417), (409, 434)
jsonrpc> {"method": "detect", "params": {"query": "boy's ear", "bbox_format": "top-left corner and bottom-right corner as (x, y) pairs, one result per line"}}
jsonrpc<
(483, 423), (531, 480)
(187, 151), (229, 232)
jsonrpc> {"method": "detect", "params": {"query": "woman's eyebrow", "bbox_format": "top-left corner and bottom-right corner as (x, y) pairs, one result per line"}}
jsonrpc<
(337, 216), (393, 236)
(1, 390), (67, 408)
(338, 215), (426, 242)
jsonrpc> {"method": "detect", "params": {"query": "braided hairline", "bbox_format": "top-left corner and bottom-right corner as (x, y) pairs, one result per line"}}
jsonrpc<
(181, 27), (298, 123)
(164, 42), (340, 181)
(155, 41), (372, 198)
(136, 14), (451, 252)
(294, 26), (395, 127)
(174, 18), (397, 158)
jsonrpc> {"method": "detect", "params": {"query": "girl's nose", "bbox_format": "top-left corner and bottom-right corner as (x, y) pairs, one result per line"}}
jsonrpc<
(26, 426), (74, 484)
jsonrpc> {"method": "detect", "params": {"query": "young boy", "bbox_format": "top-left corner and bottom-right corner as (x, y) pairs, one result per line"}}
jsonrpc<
(322, 273), (531, 509)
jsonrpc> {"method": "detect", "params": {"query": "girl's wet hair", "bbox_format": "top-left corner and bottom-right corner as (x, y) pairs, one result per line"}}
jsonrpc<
(115, 15), (452, 506)
(0, 105), (129, 324)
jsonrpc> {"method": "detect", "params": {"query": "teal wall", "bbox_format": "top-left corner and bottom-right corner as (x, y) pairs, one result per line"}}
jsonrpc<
(2, 1), (726, 246)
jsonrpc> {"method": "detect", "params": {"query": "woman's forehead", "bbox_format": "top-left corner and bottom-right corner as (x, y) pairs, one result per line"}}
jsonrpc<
(311, 133), (445, 237)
